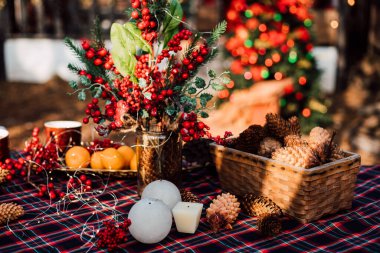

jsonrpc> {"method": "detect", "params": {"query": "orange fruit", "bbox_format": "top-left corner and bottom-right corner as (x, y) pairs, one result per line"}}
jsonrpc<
(130, 154), (138, 171)
(91, 151), (104, 170)
(101, 148), (125, 170)
(117, 146), (135, 168)
(65, 146), (91, 169)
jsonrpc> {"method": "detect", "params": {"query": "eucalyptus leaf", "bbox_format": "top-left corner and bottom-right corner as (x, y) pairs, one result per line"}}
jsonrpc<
(68, 81), (78, 89)
(78, 90), (86, 101)
(141, 109), (149, 118)
(208, 69), (217, 78)
(139, 78), (147, 88)
(110, 23), (152, 79)
(163, 0), (183, 47)
(200, 93), (213, 107)
(144, 92), (152, 100)
(200, 111), (209, 118)
(187, 87), (197, 95)
(211, 83), (225, 91)
(79, 75), (91, 86)
(194, 77), (206, 88)
(221, 77), (231, 84)
(166, 106), (177, 116)
(93, 87), (103, 98)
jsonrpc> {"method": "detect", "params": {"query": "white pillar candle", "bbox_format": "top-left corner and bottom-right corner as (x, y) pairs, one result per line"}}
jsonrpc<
(172, 202), (203, 234)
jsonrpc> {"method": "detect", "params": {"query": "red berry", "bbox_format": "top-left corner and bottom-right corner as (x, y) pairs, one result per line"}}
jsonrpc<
(97, 48), (107, 57)
(48, 182), (54, 189)
(137, 22), (145, 30)
(192, 51), (198, 57)
(92, 98), (99, 104)
(182, 121), (191, 129)
(82, 40), (90, 50)
(49, 191), (57, 199)
(40, 185), (47, 192)
(85, 185), (92, 191)
(132, 1), (140, 8)
(196, 56), (204, 63)
(167, 89), (173, 96)
(201, 48), (208, 55)
(86, 74), (92, 80)
(180, 128), (188, 135)
(85, 179), (92, 186)
(182, 136), (191, 142)
(86, 50), (95, 59)
(131, 10), (139, 19)
(106, 109), (115, 117)
(80, 175), (87, 182)
(197, 122), (205, 129)
(104, 63), (112, 70)
(93, 117), (100, 124)
(79, 70), (86, 75)
(183, 58), (190, 65)
(60, 192), (65, 198)
(142, 8), (150, 15)
(182, 73), (189, 79)
(94, 58), (103, 66)
(83, 118), (89, 124)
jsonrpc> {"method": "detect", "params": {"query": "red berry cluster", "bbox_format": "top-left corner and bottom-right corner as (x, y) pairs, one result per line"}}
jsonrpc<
(179, 113), (210, 142)
(130, 0), (157, 43)
(81, 40), (117, 74)
(114, 76), (142, 114)
(207, 131), (234, 146)
(0, 158), (26, 181)
(37, 182), (65, 200)
(179, 44), (209, 82)
(67, 174), (94, 193)
(86, 139), (121, 154)
(24, 128), (60, 173)
(83, 97), (119, 132)
(135, 54), (151, 80)
(157, 29), (192, 64)
(96, 219), (131, 251)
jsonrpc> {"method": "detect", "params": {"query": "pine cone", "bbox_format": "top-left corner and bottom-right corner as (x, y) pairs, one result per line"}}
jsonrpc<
(0, 203), (24, 225)
(308, 127), (331, 150)
(241, 194), (283, 217)
(180, 189), (200, 203)
(308, 128), (345, 163)
(258, 138), (282, 158)
(234, 125), (265, 154)
(0, 168), (9, 184)
(265, 114), (301, 141)
(182, 138), (213, 165)
(206, 193), (240, 232)
(272, 146), (320, 168)
(257, 213), (282, 236)
(284, 135), (307, 147)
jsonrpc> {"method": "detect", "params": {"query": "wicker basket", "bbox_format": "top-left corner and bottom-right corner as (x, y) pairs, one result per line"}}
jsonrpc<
(209, 143), (361, 223)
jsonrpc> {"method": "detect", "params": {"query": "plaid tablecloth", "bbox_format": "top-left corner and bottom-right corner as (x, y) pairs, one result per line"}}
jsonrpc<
(0, 165), (379, 253)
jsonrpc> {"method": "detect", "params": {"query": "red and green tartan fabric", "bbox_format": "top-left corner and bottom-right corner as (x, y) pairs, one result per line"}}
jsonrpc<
(0, 165), (379, 253)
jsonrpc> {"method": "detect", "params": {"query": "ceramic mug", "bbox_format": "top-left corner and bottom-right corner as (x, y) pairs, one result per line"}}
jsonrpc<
(44, 121), (82, 152)
(0, 127), (10, 162)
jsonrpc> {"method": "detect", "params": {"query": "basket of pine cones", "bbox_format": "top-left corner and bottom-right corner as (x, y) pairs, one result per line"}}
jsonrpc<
(209, 113), (361, 223)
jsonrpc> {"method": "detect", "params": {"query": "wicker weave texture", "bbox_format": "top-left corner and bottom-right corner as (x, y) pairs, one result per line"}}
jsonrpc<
(210, 144), (361, 223)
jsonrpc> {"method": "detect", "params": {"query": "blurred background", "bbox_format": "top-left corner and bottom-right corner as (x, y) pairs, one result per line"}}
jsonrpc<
(0, 0), (379, 164)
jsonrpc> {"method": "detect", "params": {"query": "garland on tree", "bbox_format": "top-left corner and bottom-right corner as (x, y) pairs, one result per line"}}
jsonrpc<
(222, 0), (331, 132)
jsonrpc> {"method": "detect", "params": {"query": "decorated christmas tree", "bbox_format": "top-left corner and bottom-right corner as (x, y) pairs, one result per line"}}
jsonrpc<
(222, 0), (331, 132)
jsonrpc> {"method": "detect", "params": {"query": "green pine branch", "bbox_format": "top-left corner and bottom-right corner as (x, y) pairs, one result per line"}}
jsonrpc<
(91, 17), (105, 49)
(207, 20), (227, 45)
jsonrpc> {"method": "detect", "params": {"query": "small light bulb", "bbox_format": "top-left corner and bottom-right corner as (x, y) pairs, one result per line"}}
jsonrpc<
(330, 20), (339, 29)
(347, 0), (355, 6)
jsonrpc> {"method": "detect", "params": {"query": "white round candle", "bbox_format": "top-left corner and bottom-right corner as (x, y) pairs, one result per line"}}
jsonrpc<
(141, 180), (181, 210)
(128, 198), (172, 244)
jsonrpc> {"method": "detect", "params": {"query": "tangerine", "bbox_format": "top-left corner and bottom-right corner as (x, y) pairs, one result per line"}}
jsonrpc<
(101, 148), (125, 170)
(130, 154), (138, 171)
(65, 146), (91, 169)
(91, 151), (104, 170)
(117, 146), (135, 168)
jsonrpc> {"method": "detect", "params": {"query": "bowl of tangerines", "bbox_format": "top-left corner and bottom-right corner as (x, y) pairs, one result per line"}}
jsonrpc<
(61, 139), (138, 178)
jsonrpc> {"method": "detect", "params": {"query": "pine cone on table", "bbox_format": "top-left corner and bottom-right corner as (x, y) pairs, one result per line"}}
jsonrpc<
(0, 168), (9, 184)
(257, 213), (282, 236)
(258, 138), (282, 158)
(206, 193), (240, 232)
(0, 203), (24, 225)
(272, 146), (320, 168)
(180, 189), (201, 203)
(234, 125), (265, 154)
(241, 194), (283, 217)
(265, 114), (301, 141)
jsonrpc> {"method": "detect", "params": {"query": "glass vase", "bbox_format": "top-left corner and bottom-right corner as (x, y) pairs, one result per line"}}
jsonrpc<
(136, 129), (182, 195)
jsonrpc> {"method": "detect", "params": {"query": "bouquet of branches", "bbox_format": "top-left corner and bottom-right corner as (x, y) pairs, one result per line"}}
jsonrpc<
(65, 0), (231, 142)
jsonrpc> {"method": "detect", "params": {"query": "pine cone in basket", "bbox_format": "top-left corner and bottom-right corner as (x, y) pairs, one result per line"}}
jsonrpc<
(265, 114), (301, 140)
(258, 138), (282, 158)
(234, 125), (265, 154)
(180, 189), (201, 203)
(307, 127), (344, 162)
(241, 194), (283, 217)
(206, 193), (240, 232)
(272, 146), (320, 168)
(284, 135), (307, 147)
(0, 168), (9, 184)
(257, 213), (282, 236)
(182, 138), (213, 165)
(0, 203), (24, 225)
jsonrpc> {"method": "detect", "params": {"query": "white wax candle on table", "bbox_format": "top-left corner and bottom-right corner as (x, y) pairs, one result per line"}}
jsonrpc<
(172, 202), (203, 234)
